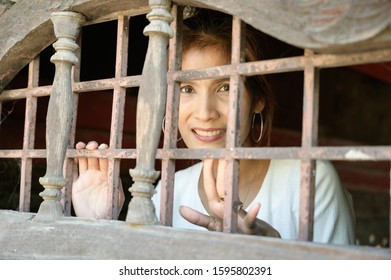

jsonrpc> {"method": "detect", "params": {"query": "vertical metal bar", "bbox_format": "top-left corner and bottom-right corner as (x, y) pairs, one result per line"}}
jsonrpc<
(299, 159), (316, 241)
(63, 34), (82, 215)
(298, 49), (319, 241)
(19, 56), (39, 212)
(223, 16), (245, 233)
(106, 15), (129, 219)
(301, 49), (319, 147)
(160, 4), (183, 226)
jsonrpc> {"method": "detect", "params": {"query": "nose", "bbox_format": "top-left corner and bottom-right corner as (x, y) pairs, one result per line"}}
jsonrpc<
(194, 91), (219, 121)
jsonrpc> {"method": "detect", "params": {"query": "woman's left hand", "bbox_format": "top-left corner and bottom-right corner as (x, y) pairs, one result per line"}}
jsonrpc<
(179, 204), (280, 237)
(179, 159), (280, 238)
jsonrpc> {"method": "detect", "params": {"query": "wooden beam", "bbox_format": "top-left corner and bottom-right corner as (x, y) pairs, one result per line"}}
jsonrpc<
(0, 210), (389, 259)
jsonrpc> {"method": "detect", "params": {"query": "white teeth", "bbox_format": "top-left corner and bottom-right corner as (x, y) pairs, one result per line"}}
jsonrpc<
(193, 129), (225, 137)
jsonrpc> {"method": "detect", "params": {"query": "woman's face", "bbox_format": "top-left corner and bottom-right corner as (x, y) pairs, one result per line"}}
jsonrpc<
(178, 45), (263, 149)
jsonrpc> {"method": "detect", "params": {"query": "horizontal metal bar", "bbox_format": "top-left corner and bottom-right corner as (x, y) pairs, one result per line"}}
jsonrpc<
(171, 48), (391, 81)
(0, 86), (51, 101)
(74, 76), (141, 92)
(2, 49), (390, 101)
(157, 147), (391, 161)
(1, 146), (390, 160)
(0, 76), (141, 101)
(312, 49), (391, 68)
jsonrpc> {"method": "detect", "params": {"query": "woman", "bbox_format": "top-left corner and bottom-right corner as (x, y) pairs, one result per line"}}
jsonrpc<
(72, 9), (355, 244)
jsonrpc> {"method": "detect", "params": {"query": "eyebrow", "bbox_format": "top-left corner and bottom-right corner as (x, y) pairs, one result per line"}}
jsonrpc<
(180, 78), (230, 84)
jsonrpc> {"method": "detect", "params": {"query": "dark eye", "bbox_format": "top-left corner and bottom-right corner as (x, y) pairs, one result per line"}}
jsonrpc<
(180, 85), (195, 94)
(217, 84), (230, 92)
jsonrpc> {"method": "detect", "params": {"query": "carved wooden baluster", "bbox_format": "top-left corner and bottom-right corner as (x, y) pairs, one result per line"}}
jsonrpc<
(34, 11), (85, 222)
(126, 0), (173, 225)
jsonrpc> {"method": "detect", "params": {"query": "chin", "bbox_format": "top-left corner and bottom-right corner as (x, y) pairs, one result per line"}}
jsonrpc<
(183, 137), (226, 149)
(192, 142), (225, 149)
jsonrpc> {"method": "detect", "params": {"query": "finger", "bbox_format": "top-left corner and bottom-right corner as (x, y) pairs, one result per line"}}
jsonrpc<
(203, 159), (225, 217)
(75, 141), (87, 173)
(216, 159), (226, 199)
(203, 159), (220, 203)
(98, 143), (109, 172)
(243, 203), (261, 229)
(238, 203), (261, 234)
(237, 204), (280, 237)
(86, 141), (99, 170)
(73, 160), (79, 181)
(179, 206), (214, 229)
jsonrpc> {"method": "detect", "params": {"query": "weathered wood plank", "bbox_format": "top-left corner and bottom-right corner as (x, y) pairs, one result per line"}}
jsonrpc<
(0, 210), (389, 259)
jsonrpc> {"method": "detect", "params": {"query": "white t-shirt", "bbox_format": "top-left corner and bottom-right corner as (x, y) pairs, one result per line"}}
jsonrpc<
(153, 159), (356, 245)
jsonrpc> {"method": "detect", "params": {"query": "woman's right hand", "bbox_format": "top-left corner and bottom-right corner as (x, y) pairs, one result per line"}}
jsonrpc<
(72, 141), (124, 219)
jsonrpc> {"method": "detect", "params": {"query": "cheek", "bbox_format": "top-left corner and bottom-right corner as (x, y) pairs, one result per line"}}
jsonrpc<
(240, 112), (253, 136)
(239, 96), (254, 143)
(178, 102), (189, 131)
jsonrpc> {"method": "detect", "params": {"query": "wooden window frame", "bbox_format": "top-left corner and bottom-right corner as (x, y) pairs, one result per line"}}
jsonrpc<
(0, 2), (391, 258)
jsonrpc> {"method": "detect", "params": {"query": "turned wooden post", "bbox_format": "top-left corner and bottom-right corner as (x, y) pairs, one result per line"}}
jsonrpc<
(126, 0), (173, 225)
(34, 11), (85, 222)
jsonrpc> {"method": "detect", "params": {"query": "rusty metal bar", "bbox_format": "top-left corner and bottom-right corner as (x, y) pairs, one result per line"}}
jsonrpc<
(74, 76), (141, 91)
(312, 50), (391, 68)
(222, 16), (245, 233)
(2, 48), (390, 102)
(82, 7), (150, 26)
(301, 51), (319, 148)
(299, 159), (316, 241)
(171, 48), (391, 82)
(158, 146), (391, 161)
(160, 5), (183, 226)
(19, 56), (39, 212)
(0, 86), (52, 100)
(298, 50), (319, 241)
(2, 146), (391, 161)
(105, 15), (130, 219)
(0, 76), (141, 101)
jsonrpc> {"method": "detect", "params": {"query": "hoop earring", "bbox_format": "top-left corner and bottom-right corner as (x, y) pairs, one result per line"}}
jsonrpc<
(162, 116), (182, 142)
(251, 112), (263, 143)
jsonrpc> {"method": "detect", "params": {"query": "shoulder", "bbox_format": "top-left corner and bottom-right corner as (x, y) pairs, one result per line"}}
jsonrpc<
(266, 159), (340, 193)
(268, 159), (344, 204)
(267, 159), (300, 181)
(153, 161), (203, 211)
(269, 159), (338, 179)
(154, 161), (202, 194)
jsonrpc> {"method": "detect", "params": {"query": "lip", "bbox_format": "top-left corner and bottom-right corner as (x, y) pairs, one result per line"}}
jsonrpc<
(191, 127), (226, 142)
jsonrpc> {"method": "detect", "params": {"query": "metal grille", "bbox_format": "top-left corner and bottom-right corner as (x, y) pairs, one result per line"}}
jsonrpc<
(0, 5), (390, 247)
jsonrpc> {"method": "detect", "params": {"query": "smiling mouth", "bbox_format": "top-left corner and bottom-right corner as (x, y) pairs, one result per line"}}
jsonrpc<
(192, 129), (226, 137)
